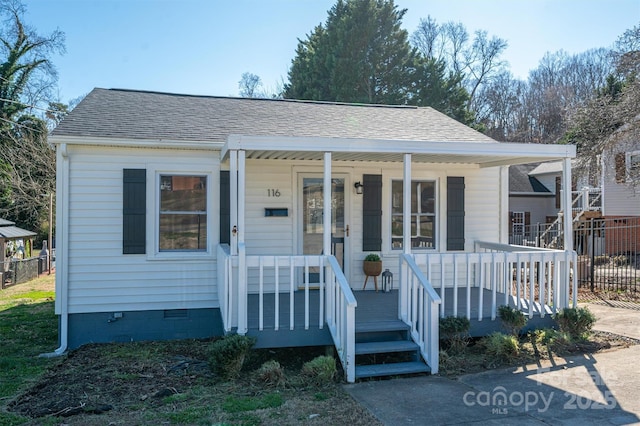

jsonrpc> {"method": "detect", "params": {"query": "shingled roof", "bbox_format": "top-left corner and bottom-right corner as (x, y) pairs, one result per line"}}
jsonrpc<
(509, 164), (552, 194)
(51, 88), (495, 144)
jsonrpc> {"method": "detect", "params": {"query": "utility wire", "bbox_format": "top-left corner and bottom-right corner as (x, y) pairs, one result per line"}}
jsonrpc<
(0, 115), (44, 133)
(0, 96), (57, 115)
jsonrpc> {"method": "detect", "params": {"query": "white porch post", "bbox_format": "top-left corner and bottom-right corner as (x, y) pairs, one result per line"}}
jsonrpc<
(323, 152), (332, 259)
(238, 150), (246, 246)
(403, 154), (412, 254)
(562, 157), (573, 308)
(237, 149), (247, 333)
(230, 150), (238, 255)
(400, 154), (411, 321)
(499, 166), (509, 244)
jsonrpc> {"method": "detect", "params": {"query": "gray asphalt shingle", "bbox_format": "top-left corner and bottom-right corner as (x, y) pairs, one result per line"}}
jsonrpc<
(52, 88), (496, 144)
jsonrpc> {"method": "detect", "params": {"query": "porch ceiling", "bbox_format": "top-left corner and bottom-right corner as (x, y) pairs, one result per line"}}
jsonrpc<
(222, 135), (576, 168)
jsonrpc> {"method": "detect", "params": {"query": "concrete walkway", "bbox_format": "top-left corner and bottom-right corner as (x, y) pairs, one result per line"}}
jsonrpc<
(345, 304), (640, 425)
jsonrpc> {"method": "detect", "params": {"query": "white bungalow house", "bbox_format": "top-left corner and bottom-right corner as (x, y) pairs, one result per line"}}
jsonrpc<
(49, 88), (577, 382)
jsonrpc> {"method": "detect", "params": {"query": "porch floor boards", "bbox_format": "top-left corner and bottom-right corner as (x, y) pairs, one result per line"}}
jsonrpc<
(246, 287), (553, 332)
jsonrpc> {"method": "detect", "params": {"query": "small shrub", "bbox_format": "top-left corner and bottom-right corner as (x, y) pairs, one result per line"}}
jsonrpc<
(482, 332), (520, 362)
(439, 316), (471, 353)
(255, 360), (286, 388)
(209, 334), (257, 379)
(301, 355), (336, 386)
(593, 255), (610, 266)
(612, 255), (629, 266)
(498, 305), (527, 336)
(545, 329), (573, 351)
(555, 307), (596, 341)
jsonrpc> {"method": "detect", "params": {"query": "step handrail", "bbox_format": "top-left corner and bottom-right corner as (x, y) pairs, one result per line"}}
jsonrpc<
(400, 253), (441, 374)
(325, 255), (357, 383)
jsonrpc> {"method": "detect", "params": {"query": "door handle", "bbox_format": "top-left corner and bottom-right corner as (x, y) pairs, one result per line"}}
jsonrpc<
(346, 225), (349, 237)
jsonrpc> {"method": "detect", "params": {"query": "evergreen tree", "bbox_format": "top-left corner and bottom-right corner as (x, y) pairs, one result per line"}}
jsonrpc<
(285, 0), (471, 121)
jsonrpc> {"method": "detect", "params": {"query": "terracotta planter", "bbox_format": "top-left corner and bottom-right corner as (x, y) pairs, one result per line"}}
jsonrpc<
(363, 261), (382, 277)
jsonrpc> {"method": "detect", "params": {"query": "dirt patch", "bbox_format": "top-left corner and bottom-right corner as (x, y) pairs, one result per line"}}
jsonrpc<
(578, 285), (640, 308)
(8, 341), (382, 425)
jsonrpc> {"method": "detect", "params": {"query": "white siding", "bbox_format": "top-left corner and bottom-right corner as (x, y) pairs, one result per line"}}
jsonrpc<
(64, 147), (507, 311)
(65, 145), (219, 314)
(602, 150), (640, 217)
(239, 161), (503, 289)
(535, 174), (558, 196)
(510, 196), (557, 225)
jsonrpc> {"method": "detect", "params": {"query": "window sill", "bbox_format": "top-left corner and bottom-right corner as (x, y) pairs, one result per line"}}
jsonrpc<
(146, 251), (214, 261)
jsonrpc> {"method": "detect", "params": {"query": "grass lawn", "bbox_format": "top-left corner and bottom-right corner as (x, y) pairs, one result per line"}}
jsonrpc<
(0, 274), (58, 426)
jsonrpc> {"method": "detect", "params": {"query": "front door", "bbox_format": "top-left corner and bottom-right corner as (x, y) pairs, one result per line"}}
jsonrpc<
(299, 174), (349, 283)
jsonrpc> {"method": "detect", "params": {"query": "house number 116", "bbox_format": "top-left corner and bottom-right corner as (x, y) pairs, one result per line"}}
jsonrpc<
(267, 189), (281, 197)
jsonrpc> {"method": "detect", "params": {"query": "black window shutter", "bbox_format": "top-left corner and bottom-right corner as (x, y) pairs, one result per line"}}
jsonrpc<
(123, 169), (146, 254)
(615, 153), (626, 183)
(220, 171), (230, 245)
(447, 176), (465, 251)
(362, 174), (382, 251)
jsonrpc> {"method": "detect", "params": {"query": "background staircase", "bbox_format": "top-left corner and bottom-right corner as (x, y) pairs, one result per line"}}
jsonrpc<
(354, 319), (430, 380)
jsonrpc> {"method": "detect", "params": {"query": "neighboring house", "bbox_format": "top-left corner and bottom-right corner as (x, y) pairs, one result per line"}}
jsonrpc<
(49, 88), (577, 382)
(508, 164), (554, 245)
(599, 116), (640, 254)
(602, 121), (640, 218)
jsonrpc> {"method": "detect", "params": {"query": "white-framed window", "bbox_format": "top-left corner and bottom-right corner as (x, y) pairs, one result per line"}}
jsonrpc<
(158, 174), (208, 252)
(512, 211), (525, 236)
(391, 180), (436, 250)
(627, 151), (640, 176)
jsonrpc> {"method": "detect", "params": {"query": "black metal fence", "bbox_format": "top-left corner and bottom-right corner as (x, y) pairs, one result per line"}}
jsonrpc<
(1, 257), (47, 289)
(510, 217), (640, 292)
(575, 217), (640, 292)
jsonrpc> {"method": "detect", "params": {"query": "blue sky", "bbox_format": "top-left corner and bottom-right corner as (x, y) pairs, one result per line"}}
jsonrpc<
(23, 0), (640, 104)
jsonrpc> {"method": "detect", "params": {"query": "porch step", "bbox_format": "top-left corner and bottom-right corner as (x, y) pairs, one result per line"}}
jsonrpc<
(355, 361), (430, 379)
(354, 318), (430, 380)
(356, 319), (410, 334)
(355, 340), (419, 355)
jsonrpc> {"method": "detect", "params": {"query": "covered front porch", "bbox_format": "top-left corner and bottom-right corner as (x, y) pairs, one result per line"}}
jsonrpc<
(218, 135), (576, 382)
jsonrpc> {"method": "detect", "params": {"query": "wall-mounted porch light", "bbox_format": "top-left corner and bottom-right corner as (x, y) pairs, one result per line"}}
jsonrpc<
(354, 181), (364, 194)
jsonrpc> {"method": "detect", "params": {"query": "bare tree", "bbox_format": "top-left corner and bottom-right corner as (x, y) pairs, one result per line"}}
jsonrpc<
(0, 0), (65, 129)
(412, 17), (507, 110)
(563, 26), (639, 185)
(238, 72), (264, 98)
(0, 117), (55, 235)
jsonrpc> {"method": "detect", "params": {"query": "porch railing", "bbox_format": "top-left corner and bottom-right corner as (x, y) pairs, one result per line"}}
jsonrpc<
(571, 187), (602, 214)
(475, 241), (576, 315)
(409, 242), (575, 322)
(533, 187), (602, 249)
(324, 255), (357, 383)
(399, 254), (441, 374)
(217, 246), (357, 382)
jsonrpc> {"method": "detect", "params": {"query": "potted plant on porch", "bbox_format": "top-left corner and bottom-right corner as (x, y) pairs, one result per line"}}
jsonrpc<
(362, 253), (383, 291)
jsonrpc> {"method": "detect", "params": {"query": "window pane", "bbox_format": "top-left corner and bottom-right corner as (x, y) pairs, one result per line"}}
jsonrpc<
(159, 214), (207, 250)
(419, 216), (434, 238)
(411, 182), (418, 213)
(391, 181), (403, 214)
(391, 179), (436, 250)
(420, 182), (435, 213)
(391, 216), (403, 237)
(160, 176), (206, 212)
(159, 174), (207, 252)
